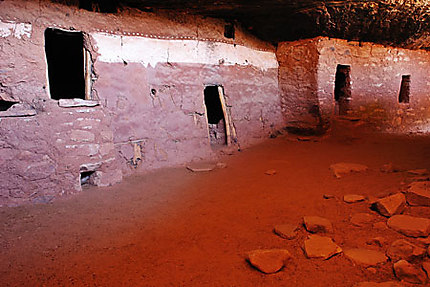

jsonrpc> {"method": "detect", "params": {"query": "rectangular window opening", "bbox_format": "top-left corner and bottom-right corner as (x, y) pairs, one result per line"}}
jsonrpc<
(399, 75), (411, 104)
(80, 170), (96, 186)
(204, 86), (228, 147)
(45, 28), (92, 100)
(224, 23), (235, 39)
(334, 64), (351, 115)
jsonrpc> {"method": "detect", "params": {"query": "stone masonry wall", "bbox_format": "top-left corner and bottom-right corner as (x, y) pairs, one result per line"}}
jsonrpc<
(0, 0), (283, 206)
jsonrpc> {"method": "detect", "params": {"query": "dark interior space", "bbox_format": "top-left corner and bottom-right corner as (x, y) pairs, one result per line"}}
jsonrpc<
(224, 23), (235, 39)
(45, 28), (85, 100)
(78, 0), (119, 13)
(204, 86), (227, 146)
(80, 171), (95, 186)
(0, 100), (16, 111)
(334, 64), (351, 115)
(399, 75), (411, 104)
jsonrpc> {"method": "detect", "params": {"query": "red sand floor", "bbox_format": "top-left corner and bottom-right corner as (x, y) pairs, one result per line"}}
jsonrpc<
(2, 131), (430, 286)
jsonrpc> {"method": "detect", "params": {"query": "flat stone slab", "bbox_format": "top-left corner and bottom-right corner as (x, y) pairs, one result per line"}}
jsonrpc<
(387, 239), (426, 262)
(58, 98), (100, 107)
(0, 109), (36, 117)
(186, 162), (217, 172)
(303, 216), (333, 233)
(304, 235), (342, 259)
(273, 224), (298, 239)
(405, 181), (430, 206)
(344, 248), (387, 266)
(246, 249), (291, 274)
(393, 260), (427, 284)
(344, 194), (366, 203)
(372, 193), (406, 217)
(387, 215), (430, 237)
(330, 162), (368, 178)
(350, 213), (374, 227)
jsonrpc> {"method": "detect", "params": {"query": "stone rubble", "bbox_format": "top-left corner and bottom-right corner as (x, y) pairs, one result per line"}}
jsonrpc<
(246, 249), (292, 274)
(393, 259), (427, 284)
(350, 213), (374, 227)
(330, 162), (369, 178)
(406, 169), (429, 176)
(405, 181), (430, 206)
(303, 235), (342, 259)
(343, 248), (387, 267)
(372, 193), (406, 217)
(273, 224), (298, 239)
(303, 216), (333, 233)
(387, 215), (430, 237)
(343, 194), (366, 203)
(386, 239), (426, 262)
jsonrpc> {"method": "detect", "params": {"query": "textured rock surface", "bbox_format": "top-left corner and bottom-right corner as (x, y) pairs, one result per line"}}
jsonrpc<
(246, 249), (291, 274)
(330, 163), (368, 178)
(274, 224), (298, 240)
(344, 248), (387, 267)
(350, 213), (374, 227)
(354, 282), (404, 287)
(303, 235), (342, 259)
(393, 260), (427, 284)
(387, 215), (430, 237)
(303, 216), (333, 233)
(344, 194), (366, 203)
(405, 181), (430, 206)
(372, 193), (406, 217)
(386, 239), (426, 262)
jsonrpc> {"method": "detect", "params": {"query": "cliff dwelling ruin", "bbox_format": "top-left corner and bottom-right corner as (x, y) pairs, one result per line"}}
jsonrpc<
(2, 0), (430, 286)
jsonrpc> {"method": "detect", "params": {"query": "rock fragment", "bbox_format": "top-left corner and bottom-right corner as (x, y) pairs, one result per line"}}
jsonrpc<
(343, 194), (366, 203)
(344, 248), (387, 267)
(393, 260), (427, 284)
(372, 193), (406, 217)
(422, 261), (430, 277)
(330, 162), (368, 178)
(323, 194), (335, 199)
(264, 169), (277, 175)
(303, 235), (342, 259)
(380, 162), (401, 173)
(246, 249), (291, 274)
(303, 216), (333, 233)
(405, 181), (430, 206)
(273, 224), (298, 240)
(350, 213), (374, 227)
(387, 215), (430, 237)
(407, 169), (429, 176)
(186, 162), (216, 172)
(373, 222), (388, 230)
(366, 237), (387, 247)
(386, 239), (426, 262)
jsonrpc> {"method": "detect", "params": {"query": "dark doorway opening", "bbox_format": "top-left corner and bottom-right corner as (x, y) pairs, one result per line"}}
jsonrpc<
(45, 28), (85, 100)
(224, 23), (235, 39)
(204, 86), (227, 146)
(80, 170), (95, 186)
(334, 64), (351, 115)
(399, 75), (411, 103)
(0, 100), (16, 111)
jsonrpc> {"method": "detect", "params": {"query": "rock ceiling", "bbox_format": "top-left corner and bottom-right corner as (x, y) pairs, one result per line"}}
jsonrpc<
(88, 1), (430, 49)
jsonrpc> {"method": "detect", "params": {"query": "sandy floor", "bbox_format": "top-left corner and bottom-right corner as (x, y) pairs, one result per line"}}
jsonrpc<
(2, 128), (430, 286)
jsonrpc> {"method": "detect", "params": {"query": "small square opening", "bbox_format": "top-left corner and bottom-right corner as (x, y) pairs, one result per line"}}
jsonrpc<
(224, 23), (235, 39)
(80, 170), (95, 186)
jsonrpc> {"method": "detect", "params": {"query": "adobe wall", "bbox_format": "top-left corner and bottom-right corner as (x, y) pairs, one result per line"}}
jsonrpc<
(0, 0), (282, 206)
(317, 38), (430, 133)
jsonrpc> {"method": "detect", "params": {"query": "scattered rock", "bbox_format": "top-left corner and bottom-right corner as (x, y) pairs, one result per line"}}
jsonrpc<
(246, 249), (291, 274)
(422, 261), (430, 277)
(387, 239), (426, 262)
(366, 237), (387, 247)
(264, 169), (277, 175)
(344, 248), (387, 267)
(411, 176), (430, 182)
(354, 282), (403, 287)
(407, 169), (429, 176)
(303, 235), (342, 259)
(186, 162), (216, 172)
(405, 181), (430, 206)
(416, 236), (430, 245)
(323, 194), (335, 199)
(372, 193), (406, 217)
(351, 213), (374, 227)
(330, 162), (368, 178)
(274, 224), (298, 240)
(343, 194), (366, 203)
(373, 222), (388, 230)
(393, 260), (427, 284)
(388, 215), (430, 237)
(380, 163), (401, 173)
(303, 216), (333, 233)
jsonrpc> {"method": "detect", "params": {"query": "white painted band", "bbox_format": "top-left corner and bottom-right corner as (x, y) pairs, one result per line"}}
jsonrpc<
(92, 33), (278, 71)
(0, 20), (32, 39)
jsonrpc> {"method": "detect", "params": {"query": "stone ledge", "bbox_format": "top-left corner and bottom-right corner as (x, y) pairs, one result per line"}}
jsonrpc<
(0, 109), (36, 117)
(58, 99), (100, 108)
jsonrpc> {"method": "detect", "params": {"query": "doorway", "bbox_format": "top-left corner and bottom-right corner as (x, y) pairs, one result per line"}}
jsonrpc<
(334, 64), (351, 115)
(204, 86), (228, 146)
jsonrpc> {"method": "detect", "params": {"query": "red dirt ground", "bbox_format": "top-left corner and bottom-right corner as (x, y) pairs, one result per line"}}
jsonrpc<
(2, 128), (430, 286)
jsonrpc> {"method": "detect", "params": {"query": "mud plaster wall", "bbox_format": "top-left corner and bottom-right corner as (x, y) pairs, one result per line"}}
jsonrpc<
(0, 0), (282, 206)
(276, 39), (321, 131)
(317, 37), (430, 133)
